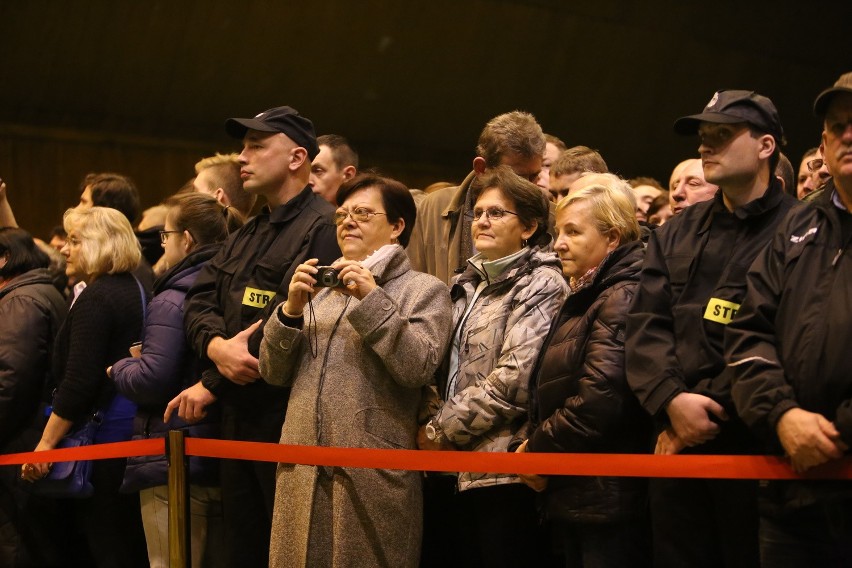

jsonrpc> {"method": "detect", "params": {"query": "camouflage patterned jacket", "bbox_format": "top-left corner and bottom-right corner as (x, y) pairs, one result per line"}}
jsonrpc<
(433, 246), (569, 491)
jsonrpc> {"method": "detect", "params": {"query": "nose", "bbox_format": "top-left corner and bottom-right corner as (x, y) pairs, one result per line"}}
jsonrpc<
(671, 181), (686, 202)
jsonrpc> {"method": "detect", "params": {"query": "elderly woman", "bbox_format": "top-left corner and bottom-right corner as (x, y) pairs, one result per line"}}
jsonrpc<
(259, 173), (453, 568)
(0, 228), (66, 566)
(418, 165), (569, 566)
(110, 193), (243, 568)
(21, 207), (148, 567)
(514, 176), (651, 567)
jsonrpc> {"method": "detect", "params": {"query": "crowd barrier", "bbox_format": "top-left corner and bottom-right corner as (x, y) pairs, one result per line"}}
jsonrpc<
(4, 436), (852, 479)
(3, 434), (851, 566)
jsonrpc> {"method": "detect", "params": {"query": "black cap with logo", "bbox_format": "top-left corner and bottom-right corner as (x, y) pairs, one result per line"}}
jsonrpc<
(225, 106), (320, 160)
(674, 90), (784, 143)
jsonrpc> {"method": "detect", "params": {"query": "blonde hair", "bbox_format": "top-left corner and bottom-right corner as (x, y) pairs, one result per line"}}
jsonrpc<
(558, 177), (640, 245)
(63, 207), (141, 278)
(194, 152), (240, 174)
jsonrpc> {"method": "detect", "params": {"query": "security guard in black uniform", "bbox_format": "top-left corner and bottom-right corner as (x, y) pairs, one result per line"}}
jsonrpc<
(626, 91), (800, 568)
(179, 106), (340, 568)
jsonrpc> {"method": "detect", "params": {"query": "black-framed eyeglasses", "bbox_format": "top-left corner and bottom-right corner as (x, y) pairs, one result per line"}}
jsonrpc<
(159, 230), (182, 244)
(333, 207), (387, 226)
(807, 158), (824, 172)
(465, 206), (520, 222)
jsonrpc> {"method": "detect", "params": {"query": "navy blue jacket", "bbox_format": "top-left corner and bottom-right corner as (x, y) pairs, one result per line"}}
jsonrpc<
(113, 244), (222, 490)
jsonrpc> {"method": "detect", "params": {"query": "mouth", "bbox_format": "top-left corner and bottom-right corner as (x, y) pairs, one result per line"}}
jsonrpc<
(240, 170), (252, 179)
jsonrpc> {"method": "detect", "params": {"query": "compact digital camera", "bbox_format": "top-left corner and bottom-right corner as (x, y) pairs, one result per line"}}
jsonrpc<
(315, 266), (342, 288)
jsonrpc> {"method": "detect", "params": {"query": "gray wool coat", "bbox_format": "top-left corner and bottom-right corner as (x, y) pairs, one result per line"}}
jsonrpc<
(259, 245), (453, 568)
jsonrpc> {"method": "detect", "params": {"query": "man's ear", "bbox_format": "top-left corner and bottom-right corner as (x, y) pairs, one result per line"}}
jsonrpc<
(214, 187), (230, 206)
(290, 147), (309, 171)
(758, 134), (776, 161)
(342, 165), (357, 181)
(473, 157), (487, 175)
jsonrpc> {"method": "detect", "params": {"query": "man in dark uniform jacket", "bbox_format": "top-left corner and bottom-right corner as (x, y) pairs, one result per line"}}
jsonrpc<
(626, 91), (799, 568)
(173, 106), (340, 567)
(727, 72), (852, 566)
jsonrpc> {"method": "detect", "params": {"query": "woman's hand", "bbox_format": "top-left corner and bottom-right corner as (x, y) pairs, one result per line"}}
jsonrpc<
(654, 426), (687, 455)
(283, 259), (320, 316)
(334, 260), (377, 301)
(416, 424), (456, 451)
(20, 439), (56, 482)
(21, 413), (74, 481)
(515, 440), (548, 492)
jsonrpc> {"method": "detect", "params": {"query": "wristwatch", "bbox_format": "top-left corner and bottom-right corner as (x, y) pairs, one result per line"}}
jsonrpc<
(424, 419), (445, 443)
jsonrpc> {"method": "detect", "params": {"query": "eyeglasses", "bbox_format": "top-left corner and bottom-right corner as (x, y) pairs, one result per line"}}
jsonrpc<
(807, 158), (824, 172)
(159, 230), (182, 244)
(333, 207), (387, 226)
(465, 206), (519, 222)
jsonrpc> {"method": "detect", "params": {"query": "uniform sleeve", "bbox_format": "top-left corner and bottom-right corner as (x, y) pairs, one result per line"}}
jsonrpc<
(348, 277), (453, 389)
(625, 229), (688, 418)
(0, 295), (53, 444)
(528, 286), (634, 453)
(435, 269), (569, 445)
(112, 294), (188, 406)
(184, 246), (230, 359)
(726, 228), (799, 443)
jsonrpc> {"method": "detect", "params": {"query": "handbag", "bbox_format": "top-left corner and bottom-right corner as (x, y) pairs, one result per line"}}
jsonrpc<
(31, 412), (102, 499)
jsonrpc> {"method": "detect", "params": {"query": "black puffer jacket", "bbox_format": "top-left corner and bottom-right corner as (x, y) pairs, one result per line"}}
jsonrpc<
(522, 241), (651, 523)
(0, 268), (66, 452)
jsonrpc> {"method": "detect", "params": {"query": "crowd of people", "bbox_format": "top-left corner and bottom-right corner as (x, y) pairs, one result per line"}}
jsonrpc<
(0, 70), (850, 568)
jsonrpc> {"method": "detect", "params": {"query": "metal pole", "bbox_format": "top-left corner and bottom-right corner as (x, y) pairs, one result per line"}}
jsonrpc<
(167, 430), (190, 567)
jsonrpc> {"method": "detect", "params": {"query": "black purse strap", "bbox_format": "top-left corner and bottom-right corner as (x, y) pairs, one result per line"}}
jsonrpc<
(132, 275), (147, 329)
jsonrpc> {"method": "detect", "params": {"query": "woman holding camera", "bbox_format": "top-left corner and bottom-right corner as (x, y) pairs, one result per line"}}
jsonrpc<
(418, 166), (569, 566)
(21, 206), (148, 567)
(259, 173), (453, 568)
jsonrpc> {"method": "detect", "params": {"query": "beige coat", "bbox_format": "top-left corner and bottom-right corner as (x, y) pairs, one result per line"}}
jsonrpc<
(259, 246), (453, 568)
(406, 172), (476, 285)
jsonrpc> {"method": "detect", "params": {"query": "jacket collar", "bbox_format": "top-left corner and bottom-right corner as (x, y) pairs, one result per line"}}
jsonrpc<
(268, 185), (323, 224)
(441, 171), (477, 219)
(699, 177), (787, 234)
(0, 268), (55, 300)
(454, 246), (561, 292)
(567, 240), (644, 297)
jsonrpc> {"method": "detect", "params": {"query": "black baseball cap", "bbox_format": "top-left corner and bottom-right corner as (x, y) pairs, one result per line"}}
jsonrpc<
(225, 106), (320, 160)
(814, 72), (852, 117)
(674, 90), (784, 143)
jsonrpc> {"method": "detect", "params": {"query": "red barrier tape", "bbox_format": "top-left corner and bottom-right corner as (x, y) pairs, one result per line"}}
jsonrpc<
(0, 439), (164, 466)
(184, 438), (852, 481)
(2, 437), (851, 480)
